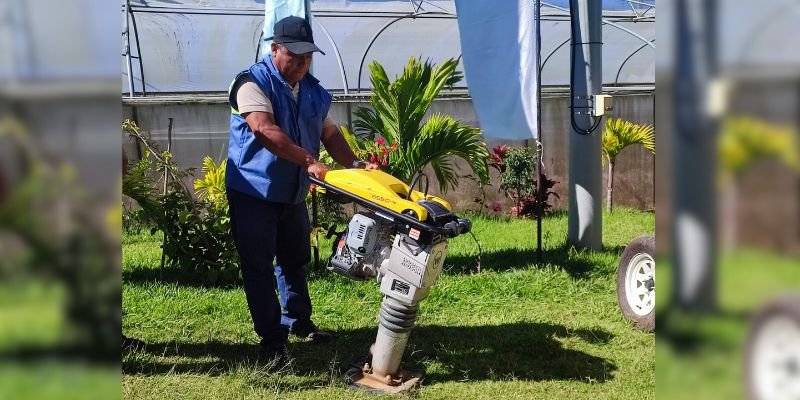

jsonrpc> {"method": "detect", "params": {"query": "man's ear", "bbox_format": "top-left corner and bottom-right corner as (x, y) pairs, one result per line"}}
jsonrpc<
(270, 43), (279, 56)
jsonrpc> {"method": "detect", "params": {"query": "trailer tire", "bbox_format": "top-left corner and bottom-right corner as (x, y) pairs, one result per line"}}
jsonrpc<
(616, 234), (656, 332)
(745, 295), (800, 400)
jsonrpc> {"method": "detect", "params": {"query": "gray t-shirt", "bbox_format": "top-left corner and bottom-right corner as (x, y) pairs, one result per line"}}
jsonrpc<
(233, 76), (335, 129)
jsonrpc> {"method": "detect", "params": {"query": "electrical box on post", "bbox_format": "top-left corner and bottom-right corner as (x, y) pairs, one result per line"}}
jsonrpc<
(592, 95), (613, 117)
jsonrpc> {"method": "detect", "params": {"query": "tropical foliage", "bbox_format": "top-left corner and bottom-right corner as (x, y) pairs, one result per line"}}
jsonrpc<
(194, 156), (228, 213)
(500, 147), (537, 200)
(719, 116), (799, 181)
(717, 116), (799, 250)
(123, 120), (239, 283)
(351, 57), (489, 192)
(495, 146), (559, 218)
(0, 116), (120, 356)
(602, 117), (655, 212)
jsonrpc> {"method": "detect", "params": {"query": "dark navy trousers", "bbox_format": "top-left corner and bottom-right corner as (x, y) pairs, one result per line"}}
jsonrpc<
(227, 188), (313, 347)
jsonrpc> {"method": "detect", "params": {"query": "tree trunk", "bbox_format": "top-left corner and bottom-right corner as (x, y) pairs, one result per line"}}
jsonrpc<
(721, 180), (739, 252)
(606, 159), (614, 212)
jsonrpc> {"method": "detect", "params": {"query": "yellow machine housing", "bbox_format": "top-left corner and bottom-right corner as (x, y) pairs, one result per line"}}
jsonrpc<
(320, 169), (451, 222)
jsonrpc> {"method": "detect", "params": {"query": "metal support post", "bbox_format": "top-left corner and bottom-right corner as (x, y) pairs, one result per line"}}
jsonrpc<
(567, 0), (603, 250)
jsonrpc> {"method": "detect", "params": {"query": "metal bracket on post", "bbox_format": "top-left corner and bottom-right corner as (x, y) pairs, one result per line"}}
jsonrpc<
(592, 94), (613, 116)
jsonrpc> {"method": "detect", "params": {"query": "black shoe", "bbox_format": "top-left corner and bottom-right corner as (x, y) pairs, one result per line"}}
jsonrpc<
(290, 322), (335, 343)
(122, 334), (145, 352)
(259, 342), (290, 367)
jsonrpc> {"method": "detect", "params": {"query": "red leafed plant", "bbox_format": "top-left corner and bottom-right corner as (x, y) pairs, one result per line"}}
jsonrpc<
(488, 145), (509, 172)
(366, 137), (399, 169)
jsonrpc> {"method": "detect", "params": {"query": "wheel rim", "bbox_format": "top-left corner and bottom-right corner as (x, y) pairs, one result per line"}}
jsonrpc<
(751, 315), (800, 400)
(624, 252), (655, 317)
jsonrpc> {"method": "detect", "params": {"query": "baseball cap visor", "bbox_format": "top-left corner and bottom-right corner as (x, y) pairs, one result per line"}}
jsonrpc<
(280, 41), (325, 55)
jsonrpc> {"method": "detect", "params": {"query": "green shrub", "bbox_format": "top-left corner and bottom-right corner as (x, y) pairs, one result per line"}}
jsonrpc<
(497, 147), (558, 218)
(123, 120), (239, 284)
(122, 207), (153, 234)
(500, 147), (537, 200)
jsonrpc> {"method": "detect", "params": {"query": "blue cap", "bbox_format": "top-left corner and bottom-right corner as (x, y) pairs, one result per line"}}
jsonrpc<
(273, 16), (325, 55)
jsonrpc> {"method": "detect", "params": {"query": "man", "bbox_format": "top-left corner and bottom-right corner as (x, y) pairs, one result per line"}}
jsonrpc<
(225, 15), (375, 360)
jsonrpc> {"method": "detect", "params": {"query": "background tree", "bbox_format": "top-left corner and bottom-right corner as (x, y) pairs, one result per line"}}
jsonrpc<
(602, 117), (655, 212)
(351, 57), (489, 193)
(718, 116), (799, 250)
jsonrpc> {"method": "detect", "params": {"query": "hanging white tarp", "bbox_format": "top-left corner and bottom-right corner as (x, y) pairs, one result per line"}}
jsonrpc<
(258, 0), (311, 60)
(453, 0), (539, 140)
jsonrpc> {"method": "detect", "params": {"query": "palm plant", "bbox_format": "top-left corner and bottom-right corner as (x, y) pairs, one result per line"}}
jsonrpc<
(352, 57), (489, 193)
(719, 116), (799, 181)
(718, 116), (798, 250)
(602, 117), (655, 212)
(193, 156), (227, 213)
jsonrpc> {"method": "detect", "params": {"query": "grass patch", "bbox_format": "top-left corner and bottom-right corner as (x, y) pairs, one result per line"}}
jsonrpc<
(0, 362), (120, 400)
(124, 208), (655, 399)
(656, 250), (800, 400)
(0, 280), (120, 400)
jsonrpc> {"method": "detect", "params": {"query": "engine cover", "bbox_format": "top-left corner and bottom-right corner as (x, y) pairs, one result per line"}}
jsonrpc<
(328, 213), (392, 280)
(347, 213), (380, 255)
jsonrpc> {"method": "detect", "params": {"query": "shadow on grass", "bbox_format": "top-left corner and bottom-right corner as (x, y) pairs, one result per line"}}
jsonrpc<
(444, 244), (626, 279)
(654, 306), (752, 354)
(123, 322), (616, 386)
(124, 243), (627, 288)
(0, 344), (119, 364)
(122, 262), (343, 289)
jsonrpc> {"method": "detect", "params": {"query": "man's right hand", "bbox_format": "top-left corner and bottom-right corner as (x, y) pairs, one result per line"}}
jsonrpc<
(307, 161), (330, 181)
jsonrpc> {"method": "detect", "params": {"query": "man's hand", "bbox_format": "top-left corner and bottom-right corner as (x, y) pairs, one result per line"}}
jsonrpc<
(307, 161), (330, 181)
(245, 111), (320, 170)
(365, 162), (380, 171)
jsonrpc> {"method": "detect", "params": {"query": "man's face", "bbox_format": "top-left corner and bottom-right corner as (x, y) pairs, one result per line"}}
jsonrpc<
(271, 44), (312, 86)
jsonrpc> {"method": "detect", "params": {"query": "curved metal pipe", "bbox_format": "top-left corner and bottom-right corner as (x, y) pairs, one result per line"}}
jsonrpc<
(312, 18), (349, 94)
(356, 15), (414, 93)
(253, 19), (265, 63)
(129, 5), (147, 96)
(615, 39), (655, 84)
(124, 0), (134, 98)
(541, 1), (655, 49)
(354, 3), (652, 91)
(356, 11), (455, 92)
(540, 37), (571, 74)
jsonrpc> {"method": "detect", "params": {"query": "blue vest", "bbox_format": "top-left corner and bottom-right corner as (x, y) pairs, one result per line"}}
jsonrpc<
(226, 56), (332, 204)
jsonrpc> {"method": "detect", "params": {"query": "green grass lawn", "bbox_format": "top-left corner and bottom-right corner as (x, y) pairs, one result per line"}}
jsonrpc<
(123, 209), (655, 399)
(655, 250), (800, 400)
(0, 281), (120, 400)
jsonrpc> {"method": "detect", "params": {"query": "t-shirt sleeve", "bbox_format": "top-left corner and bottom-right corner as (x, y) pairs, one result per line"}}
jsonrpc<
(234, 77), (337, 129)
(234, 77), (273, 114)
(323, 116), (336, 130)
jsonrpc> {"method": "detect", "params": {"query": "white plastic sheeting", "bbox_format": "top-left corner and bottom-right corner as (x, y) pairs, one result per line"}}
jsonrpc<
(454, 0), (539, 140)
(121, 0), (655, 94)
(0, 0), (118, 82)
